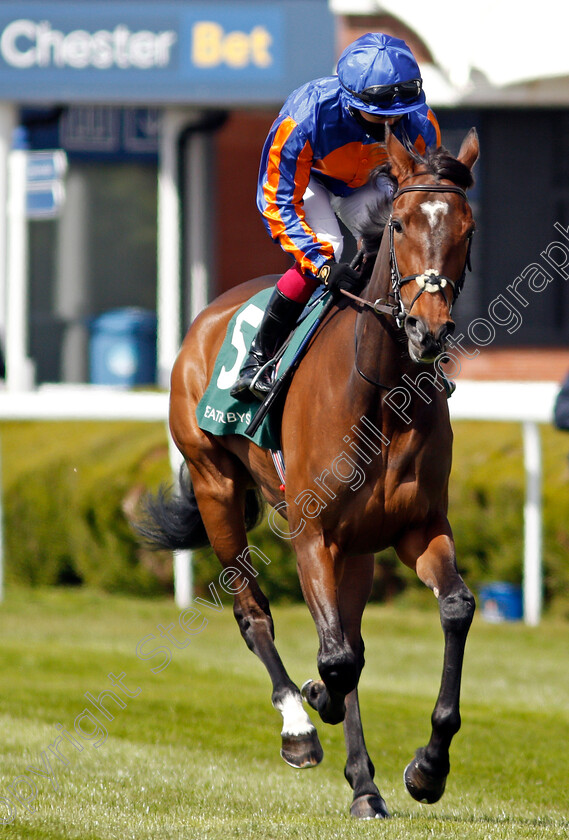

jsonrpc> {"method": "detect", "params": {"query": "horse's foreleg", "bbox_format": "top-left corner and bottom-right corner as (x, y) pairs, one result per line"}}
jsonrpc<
(344, 688), (390, 819)
(338, 553), (389, 818)
(396, 523), (475, 804)
(296, 540), (362, 726)
(189, 457), (322, 769)
(299, 546), (390, 819)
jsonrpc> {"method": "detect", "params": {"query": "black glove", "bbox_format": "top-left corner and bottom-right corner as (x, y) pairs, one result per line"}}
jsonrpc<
(317, 260), (362, 301)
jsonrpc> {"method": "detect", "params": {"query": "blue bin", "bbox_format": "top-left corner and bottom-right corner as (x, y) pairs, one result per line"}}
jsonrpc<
(89, 308), (157, 386)
(479, 583), (523, 623)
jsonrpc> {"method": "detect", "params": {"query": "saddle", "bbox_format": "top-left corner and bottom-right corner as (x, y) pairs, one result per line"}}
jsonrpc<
(195, 286), (331, 450)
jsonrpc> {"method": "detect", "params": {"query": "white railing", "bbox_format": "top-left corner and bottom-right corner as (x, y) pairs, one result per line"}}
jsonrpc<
(0, 381), (560, 624)
(449, 381), (559, 626)
(0, 385), (169, 421)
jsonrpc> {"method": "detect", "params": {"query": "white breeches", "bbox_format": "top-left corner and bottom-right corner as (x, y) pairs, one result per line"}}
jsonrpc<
(303, 175), (393, 261)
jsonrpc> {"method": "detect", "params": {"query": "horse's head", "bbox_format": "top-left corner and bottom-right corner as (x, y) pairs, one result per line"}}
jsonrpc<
(385, 128), (479, 363)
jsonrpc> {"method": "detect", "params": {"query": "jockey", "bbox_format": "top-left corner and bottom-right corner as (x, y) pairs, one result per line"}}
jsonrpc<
(231, 32), (441, 401)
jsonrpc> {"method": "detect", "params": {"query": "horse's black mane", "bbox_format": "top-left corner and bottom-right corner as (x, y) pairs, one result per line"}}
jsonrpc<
(358, 169), (396, 258)
(358, 144), (474, 258)
(410, 143), (475, 191)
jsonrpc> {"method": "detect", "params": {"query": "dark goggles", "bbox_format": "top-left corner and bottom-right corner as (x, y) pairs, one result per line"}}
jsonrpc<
(342, 78), (422, 106)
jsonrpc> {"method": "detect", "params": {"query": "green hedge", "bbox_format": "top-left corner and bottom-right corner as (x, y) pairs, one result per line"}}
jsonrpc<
(2, 419), (569, 614)
(2, 421), (172, 596)
(449, 421), (569, 615)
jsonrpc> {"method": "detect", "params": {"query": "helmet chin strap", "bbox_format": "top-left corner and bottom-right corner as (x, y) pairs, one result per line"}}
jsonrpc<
(348, 108), (387, 142)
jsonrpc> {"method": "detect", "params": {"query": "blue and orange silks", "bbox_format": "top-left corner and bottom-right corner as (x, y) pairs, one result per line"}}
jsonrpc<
(257, 76), (441, 279)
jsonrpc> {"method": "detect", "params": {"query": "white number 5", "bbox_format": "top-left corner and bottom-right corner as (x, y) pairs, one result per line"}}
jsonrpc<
(216, 303), (263, 390)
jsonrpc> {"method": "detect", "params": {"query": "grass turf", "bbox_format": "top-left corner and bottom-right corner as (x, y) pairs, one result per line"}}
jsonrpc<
(0, 588), (568, 839)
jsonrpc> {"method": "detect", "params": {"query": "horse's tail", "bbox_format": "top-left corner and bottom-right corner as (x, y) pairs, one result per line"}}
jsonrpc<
(134, 466), (263, 551)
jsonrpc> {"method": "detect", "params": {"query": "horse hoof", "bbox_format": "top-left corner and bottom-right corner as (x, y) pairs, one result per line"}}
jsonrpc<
(301, 679), (345, 725)
(404, 749), (448, 804)
(301, 679), (324, 709)
(350, 793), (390, 819)
(280, 730), (324, 769)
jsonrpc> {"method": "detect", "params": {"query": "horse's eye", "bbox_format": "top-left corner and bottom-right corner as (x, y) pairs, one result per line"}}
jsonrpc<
(392, 218), (403, 233)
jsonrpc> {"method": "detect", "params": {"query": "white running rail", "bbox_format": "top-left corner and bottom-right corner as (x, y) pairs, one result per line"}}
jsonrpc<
(0, 381), (560, 625)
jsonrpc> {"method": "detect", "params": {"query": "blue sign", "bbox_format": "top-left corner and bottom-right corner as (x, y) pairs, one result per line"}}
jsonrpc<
(22, 107), (162, 162)
(26, 182), (65, 219)
(0, 1), (335, 105)
(27, 149), (67, 182)
(26, 149), (67, 218)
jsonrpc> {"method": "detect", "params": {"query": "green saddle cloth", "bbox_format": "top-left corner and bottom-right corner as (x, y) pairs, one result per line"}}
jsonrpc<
(196, 287), (328, 450)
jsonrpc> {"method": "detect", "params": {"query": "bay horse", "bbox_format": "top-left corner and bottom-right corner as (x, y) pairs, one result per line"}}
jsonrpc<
(138, 128), (479, 819)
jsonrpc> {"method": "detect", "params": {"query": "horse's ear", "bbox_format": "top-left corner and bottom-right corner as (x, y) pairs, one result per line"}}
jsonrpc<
(386, 128), (415, 182)
(457, 128), (479, 171)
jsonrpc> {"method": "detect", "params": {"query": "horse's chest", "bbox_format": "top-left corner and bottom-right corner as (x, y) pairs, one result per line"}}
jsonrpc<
(381, 449), (448, 522)
(344, 476), (431, 554)
(383, 476), (431, 522)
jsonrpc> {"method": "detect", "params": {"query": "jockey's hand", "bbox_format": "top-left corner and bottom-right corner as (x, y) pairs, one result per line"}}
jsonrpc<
(318, 261), (362, 301)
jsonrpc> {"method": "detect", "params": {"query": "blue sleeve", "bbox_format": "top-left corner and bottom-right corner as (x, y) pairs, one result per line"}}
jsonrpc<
(256, 113), (335, 276)
(554, 375), (569, 430)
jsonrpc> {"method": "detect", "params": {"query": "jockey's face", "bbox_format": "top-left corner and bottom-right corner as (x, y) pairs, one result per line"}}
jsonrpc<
(356, 110), (402, 126)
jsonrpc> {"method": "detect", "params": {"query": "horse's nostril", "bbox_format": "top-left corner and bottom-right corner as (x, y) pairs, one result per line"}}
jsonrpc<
(436, 321), (455, 345)
(406, 316), (419, 333)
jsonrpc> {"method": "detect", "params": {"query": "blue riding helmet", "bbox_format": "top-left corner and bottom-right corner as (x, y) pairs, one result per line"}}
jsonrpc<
(337, 32), (426, 117)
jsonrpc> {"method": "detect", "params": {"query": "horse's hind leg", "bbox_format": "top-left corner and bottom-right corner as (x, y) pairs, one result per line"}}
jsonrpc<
(187, 448), (323, 769)
(396, 520), (475, 804)
(233, 575), (323, 768)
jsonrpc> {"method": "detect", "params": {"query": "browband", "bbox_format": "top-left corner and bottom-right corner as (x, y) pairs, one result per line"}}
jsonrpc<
(393, 184), (468, 202)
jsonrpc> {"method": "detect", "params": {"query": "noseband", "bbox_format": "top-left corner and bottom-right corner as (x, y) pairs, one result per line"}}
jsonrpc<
(388, 183), (473, 327)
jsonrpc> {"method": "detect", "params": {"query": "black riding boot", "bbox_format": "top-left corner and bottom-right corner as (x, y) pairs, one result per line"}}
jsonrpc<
(230, 288), (305, 402)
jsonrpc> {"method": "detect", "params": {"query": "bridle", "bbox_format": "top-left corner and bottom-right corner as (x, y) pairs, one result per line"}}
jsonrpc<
(388, 183), (473, 327)
(344, 180), (474, 389)
(342, 182), (473, 328)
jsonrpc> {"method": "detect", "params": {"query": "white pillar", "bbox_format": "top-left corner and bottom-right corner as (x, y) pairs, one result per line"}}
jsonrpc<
(0, 442), (3, 602)
(174, 551), (193, 609)
(0, 105), (16, 599)
(157, 109), (217, 604)
(157, 109), (191, 389)
(185, 130), (212, 324)
(55, 169), (90, 382)
(522, 421), (542, 626)
(5, 129), (35, 391)
(0, 102), (16, 355)
(167, 427), (193, 607)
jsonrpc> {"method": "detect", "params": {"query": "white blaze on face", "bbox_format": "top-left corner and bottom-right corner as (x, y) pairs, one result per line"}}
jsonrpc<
(420, 200), (448, 230)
